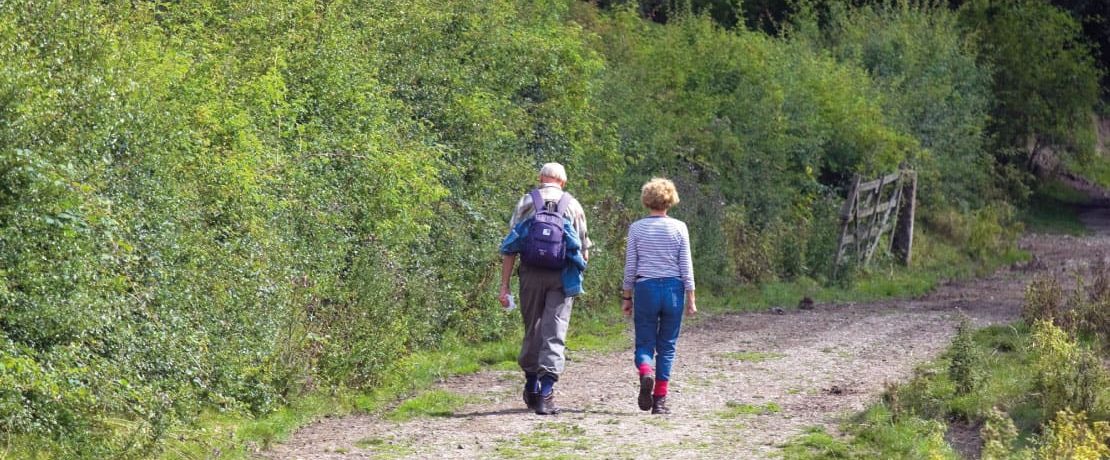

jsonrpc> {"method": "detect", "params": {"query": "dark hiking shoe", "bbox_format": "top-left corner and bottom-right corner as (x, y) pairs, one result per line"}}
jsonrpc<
(651, 395), (670, 415)
(638, 375), (655, 411)
(535, 392), (560, 415)
(523, 389), (539, 410)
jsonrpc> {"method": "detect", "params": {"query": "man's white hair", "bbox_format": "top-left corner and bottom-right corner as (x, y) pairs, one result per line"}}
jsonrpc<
(539, 162), (567, 182)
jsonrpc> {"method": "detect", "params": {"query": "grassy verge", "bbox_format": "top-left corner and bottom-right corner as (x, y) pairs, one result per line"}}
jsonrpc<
(159, 313), (626, 459)
(704, 230), (1028, 315)
(781, 323), (1110, 459)
(159, 334), (521, 459)
(782, 324), (1035, 459)
(163, 230), (1026, 458)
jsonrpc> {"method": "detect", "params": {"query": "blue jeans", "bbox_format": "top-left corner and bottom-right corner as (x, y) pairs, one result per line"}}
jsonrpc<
(633, 277), (685, 382)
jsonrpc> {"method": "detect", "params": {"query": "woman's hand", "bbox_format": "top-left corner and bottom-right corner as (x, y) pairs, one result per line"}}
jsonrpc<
(684, 290), (697, 316)
(621, 298), (633, 317)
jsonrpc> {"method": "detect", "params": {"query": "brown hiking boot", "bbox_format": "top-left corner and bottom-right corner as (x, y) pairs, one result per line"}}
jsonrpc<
(638, 375), (655, 411)
(651, 395), (670, 415)
(523, 388), (539, 410)
(534, 392), (560, 415)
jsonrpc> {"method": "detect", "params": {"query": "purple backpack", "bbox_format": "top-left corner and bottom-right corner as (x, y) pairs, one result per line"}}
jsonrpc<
(521, 189), (571, 270)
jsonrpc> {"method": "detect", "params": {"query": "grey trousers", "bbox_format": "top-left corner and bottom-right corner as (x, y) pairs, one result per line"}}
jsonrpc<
(517, 264), (573, 380)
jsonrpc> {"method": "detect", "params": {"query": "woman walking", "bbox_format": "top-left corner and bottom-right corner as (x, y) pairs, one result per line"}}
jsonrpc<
(622, 177), (696, 415)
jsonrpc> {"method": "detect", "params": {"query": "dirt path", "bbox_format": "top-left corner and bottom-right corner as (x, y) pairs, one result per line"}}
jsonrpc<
(262, 209), (1110, 460)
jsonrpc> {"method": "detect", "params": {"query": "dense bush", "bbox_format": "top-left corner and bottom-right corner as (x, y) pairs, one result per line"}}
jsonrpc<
(980, 408), (1110, 459)
(799, 1), (996, 213)
(1, 0), (613, 456)
(1075, 261), (1110, 348)
(583, 6), (913, 289)
(960, 0), (1102, 181)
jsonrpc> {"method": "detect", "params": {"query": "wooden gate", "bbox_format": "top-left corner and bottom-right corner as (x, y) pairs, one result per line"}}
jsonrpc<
(834, 169), (916, 269)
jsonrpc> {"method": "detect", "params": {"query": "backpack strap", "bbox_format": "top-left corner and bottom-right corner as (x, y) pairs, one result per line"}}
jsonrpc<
(530, 189), (546, 213)
(554, 192), (572, 216)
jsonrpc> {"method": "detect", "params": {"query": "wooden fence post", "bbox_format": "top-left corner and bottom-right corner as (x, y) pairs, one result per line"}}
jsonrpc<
(834, 175), (861, 269)
(892, 170), (916, 265)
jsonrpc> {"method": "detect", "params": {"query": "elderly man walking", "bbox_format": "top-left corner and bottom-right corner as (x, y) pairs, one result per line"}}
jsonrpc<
(499, 163), (591, 415)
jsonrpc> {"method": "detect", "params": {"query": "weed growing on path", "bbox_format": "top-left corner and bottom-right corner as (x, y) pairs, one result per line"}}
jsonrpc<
(717, 401), (782, 419)
(721, 351), (787, 363)
(494, 422), (595, 458)
(949, 316), (981, 396)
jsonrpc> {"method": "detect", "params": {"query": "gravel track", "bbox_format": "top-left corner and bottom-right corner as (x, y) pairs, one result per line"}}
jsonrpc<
(262, 207), (1110, 459)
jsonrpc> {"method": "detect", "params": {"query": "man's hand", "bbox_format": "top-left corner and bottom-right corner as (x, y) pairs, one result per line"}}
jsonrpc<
(499, 254), (516, 309)
(621, 298), (633, 317)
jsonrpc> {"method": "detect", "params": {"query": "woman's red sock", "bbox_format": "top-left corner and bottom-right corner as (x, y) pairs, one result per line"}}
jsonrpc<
(653, 380), (668, 396)
(638, 363), (653, 377)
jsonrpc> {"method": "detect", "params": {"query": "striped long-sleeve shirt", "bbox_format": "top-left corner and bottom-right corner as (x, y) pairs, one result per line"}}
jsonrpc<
(623, 216), (695, 291)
